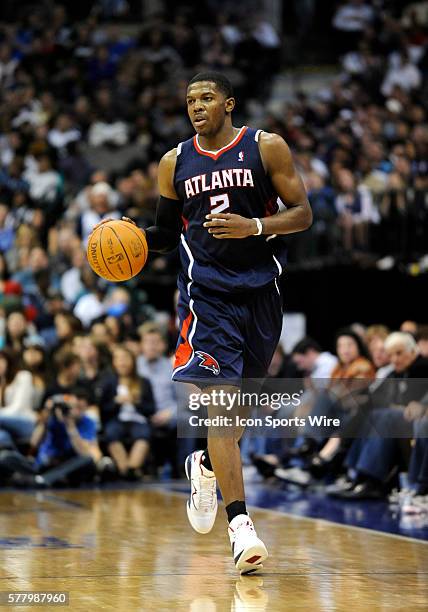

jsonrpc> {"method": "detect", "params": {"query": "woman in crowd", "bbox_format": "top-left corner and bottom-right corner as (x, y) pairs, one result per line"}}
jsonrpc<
(54, 311), (83, 352)
(100, 346), (155, 480)
(0, 348), (37, 449)
(6, 311), (32, 353)
(22, 339), (50, 410)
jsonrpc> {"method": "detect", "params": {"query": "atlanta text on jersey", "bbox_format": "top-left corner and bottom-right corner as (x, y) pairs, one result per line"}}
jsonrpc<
(184, 168), (255, 198)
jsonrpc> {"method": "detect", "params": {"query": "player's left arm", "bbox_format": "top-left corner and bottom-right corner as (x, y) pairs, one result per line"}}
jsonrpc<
(204, 133), (312, 239)
(258, 132), (312, 234)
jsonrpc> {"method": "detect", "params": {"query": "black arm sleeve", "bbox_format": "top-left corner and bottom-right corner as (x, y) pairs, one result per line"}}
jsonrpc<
(145, 196), (183, 253)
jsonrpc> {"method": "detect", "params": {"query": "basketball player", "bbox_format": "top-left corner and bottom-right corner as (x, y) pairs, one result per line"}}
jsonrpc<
(96, 72), (311, 574)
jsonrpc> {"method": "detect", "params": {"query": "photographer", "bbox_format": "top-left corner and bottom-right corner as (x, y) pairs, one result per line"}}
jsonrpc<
(31, 390), (101, 486)
(0, 391), (102, 487)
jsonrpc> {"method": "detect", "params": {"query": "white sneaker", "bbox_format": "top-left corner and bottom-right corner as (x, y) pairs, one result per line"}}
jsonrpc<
(274, 466), (312, 487)
(228, 514), (268, 575)
(185, 451), (217, 534)
(402, 494), (428, 515)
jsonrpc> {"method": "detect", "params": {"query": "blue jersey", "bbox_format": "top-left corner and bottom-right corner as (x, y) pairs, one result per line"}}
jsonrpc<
(173, 126), (287, 293)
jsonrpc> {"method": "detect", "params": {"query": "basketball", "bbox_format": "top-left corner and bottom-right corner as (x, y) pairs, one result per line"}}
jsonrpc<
(86, 220), (148, 282)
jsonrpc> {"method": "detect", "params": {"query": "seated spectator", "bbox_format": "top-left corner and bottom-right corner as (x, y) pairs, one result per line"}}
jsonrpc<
(334, 168), (379, 252)
(330, 332), (428, 500)
(73, 267), (107, 328)
(47, 113), (81, 153)
(23, 152), (63, 211)
(54, 311), (83, 352)
(305, 172), (337, 257)
(22, 337), (50, 410)
(100, 346), (155, 480)
(74, 336), (111, 423)
(137, 323), (179, 475)
(332, 0), (375, 53)
(44, 350), (82, 398)
(90, 320), (115, 351)
(292, 337), (338, 384)
(400, 320), (418, 336)
(66, 171), (117, 220)
(60, 247), (86, 305)
(0, 390), (105, 488)
(274, 328), (375, 485)
(366, 325), (394, 378)
(77, 182), (120, 244)
(381, 50), (422, 97)
(251, 338), (337, 478)
(137, 323), (177, 425)
(11, 245), (50, 295)
(0, 348), (37, 449)
(6, 310), (34, 353)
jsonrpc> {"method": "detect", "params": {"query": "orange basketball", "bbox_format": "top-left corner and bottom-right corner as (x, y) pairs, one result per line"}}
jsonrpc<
(86, 220), (148, 282)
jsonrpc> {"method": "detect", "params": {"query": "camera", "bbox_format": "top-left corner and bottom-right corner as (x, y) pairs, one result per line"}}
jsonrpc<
(50, 394), (72, 417)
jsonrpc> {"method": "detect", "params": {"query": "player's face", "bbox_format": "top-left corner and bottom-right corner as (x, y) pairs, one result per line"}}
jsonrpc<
(186, 82), (234, 136)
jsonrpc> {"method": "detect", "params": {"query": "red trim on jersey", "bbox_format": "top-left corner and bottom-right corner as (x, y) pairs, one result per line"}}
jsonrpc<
(193, 127), (248, 160)
(181, 215), (189, 230)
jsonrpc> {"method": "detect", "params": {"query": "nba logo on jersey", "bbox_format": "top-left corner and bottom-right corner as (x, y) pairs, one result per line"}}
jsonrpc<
(238, 151), (244, 162)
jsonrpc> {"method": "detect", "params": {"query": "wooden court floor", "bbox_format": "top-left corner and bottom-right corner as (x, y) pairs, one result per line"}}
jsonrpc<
(0, 488), (427, 611)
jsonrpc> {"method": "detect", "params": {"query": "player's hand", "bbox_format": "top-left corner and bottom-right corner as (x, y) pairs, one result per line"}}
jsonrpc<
(121, 216), (137, 226)
(92, 216), (137, 231)
(203, 213), (259, 239)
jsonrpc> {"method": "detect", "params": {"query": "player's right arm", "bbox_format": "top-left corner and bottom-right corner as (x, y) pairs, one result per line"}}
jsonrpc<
(93, 149), (184, 253)
(144, 148), (184, 253)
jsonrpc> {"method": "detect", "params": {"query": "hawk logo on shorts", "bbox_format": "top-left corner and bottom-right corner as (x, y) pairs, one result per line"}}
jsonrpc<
(195, 351), (220, 375)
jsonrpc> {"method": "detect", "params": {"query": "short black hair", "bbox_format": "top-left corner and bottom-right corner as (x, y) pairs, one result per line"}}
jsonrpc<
(292, 337), (322, 355)
(335, 327), (371, 362)
(188, 72), (234, 98)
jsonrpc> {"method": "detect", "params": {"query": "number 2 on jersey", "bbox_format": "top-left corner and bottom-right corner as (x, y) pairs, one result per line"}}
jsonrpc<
(210, 194), (230, 215)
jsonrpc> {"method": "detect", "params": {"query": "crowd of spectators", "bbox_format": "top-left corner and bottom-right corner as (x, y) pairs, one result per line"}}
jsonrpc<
(251, 320), (428, 518)
(278, 1), (428, 265)
(0, 1), (427, 525)
(0, 1), (425, 276)
(0, 319), (186, 487)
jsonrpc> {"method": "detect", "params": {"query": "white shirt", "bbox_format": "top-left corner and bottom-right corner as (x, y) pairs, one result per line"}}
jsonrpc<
(333, 4), (374, 32)
(312, 352), (338, 384)
(381, 63), (422, 96)
(74, 292), (106, 327)
(48, 128), (81, 149)
(80, 209), (120, 243)
(23, 169), (61, 202)
(0, 371), (36, 421)
(60, 267), (84, 305)
(137, 355), (177, 413)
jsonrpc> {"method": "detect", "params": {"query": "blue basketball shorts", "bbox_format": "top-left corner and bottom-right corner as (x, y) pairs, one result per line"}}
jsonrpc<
(172, 273), (283, 384)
